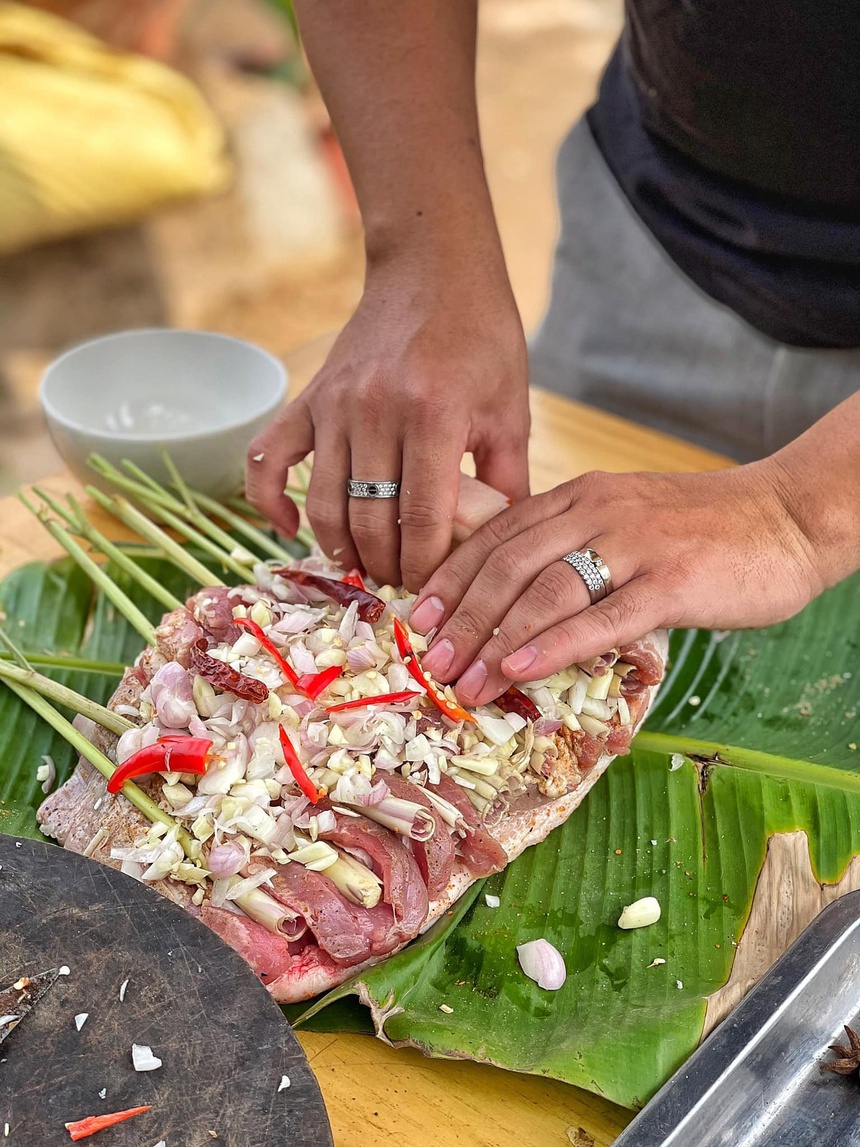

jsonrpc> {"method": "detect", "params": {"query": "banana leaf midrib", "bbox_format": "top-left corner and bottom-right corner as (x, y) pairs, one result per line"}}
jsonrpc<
(634, 730), (860, 793)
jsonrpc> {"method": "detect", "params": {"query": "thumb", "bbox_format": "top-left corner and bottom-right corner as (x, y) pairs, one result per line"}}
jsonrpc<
(245, 399), (314, 537)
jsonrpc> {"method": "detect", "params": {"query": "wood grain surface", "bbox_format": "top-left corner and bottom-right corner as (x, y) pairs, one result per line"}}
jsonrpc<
(0, 337), (732, 1147)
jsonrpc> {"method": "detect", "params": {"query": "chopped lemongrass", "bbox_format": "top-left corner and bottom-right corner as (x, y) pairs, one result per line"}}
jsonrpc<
(439, 1004), (454, 1014)
(586, 670), (613, 701)
(448, 756), (499, 776)
(580, 696), (612, 721)
(324, 852), (383, 908)
(578, 713), (610, 737)
(343, 796), (436, 841)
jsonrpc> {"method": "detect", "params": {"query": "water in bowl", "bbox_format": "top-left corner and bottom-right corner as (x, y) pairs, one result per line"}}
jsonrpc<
(103, 400), (198, 435)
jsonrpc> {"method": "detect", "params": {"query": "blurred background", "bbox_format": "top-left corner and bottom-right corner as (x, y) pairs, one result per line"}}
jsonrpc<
(0, 0), (622, 494)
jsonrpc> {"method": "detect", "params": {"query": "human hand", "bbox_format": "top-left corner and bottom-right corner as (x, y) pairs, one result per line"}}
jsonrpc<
(245, 255), (530, 592)
(409, 460), (826, 706)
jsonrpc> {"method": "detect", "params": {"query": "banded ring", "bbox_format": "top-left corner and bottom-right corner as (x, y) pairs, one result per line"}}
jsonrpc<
(561, 548), (614, 604)
(347, 479), (401, 499)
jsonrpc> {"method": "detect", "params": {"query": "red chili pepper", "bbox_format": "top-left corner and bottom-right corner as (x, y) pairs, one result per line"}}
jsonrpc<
(278, 725), (321, 803)
(107, 737), (213, 794)
(495, 686), (541, 723)
(65, 1106), (151, 1141)
(275, 569), (385, 623)
(327, 690), (421, 713)
(392, 619), (475, 724)
(297, 665), (344, 701)
(233, 616), (301, 688)
(190, 641), (269, 704)
(342, 568), (367, 590)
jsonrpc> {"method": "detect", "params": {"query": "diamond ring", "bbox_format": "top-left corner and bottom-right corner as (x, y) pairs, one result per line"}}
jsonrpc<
(561, 548), (614, 604)
(347, 479), (401, 499)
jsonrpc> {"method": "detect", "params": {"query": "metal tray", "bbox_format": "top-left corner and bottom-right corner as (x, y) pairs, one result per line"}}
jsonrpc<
(615, 891), (860, 1147)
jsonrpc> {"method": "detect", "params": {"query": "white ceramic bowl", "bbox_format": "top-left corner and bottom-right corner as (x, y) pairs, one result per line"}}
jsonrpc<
(40, 329), (287, 499)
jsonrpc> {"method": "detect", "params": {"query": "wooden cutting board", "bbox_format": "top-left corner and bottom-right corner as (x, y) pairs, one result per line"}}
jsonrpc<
(0, 835), (333, 1147)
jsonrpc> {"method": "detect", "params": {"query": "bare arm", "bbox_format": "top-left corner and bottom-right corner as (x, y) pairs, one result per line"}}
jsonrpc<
(247, 2), (530, 590)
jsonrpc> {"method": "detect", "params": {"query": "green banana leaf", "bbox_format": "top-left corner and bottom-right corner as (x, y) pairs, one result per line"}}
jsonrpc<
(1, 550), (858, 1109)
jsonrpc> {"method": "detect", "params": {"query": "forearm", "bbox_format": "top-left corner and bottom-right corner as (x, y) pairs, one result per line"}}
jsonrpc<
(294, 0), (506, 274)
(767, 389), (860, 587)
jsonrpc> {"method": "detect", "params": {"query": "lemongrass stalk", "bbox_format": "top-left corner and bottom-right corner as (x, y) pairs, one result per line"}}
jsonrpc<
(0, 625), (34, 671)
(86, 487), (224, 588)
(21, 494), (157, 644)
(191, 489), (299, 563)
(159, 449), (200, 515)
(129, 491), (255, 582)
(94, 452), (264, 572)
(0, 652), (126, 675)
(5, 679), (189, 847)
(88, 454), (179, 510)
(32, 488), (184, 613)
(126, 456), (260, 564)
(0, 659), (134, 734)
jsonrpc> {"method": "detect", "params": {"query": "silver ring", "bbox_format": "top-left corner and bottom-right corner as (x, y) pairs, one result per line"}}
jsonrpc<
(347, 479), (401, 499)
(561, 548), (614, 604)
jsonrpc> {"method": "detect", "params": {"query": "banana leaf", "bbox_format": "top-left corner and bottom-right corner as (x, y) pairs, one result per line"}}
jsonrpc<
(0, 548), (858, 1109)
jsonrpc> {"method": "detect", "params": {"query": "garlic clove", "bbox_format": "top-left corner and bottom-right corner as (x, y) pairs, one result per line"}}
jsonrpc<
(617, 896), (662, 930)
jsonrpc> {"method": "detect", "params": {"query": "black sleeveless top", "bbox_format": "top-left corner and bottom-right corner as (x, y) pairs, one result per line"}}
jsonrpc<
(588, 2), (860, 347)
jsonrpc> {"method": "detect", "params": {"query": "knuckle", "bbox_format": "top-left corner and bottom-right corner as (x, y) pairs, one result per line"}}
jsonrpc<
(445, 602), (487, 645)
(483, 543), (525, 587)
(399, 498), (443, 536)
(596, 591), (639, 634)
(306, 503), (343, 539)
(530, 564), (577, 612)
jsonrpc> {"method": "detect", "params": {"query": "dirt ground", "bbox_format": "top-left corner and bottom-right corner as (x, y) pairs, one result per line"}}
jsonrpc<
(0, 0), (622, 493)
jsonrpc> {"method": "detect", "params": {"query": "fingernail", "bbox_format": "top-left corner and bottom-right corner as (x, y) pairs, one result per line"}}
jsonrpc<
(457, 659), (488, 698)
(502, 646), (538, 676)
(410, 594), (445, 633)
(422, 638), (455, 678)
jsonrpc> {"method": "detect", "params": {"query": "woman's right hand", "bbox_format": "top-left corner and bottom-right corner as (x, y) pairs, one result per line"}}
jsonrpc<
(246, 248), (531, 592)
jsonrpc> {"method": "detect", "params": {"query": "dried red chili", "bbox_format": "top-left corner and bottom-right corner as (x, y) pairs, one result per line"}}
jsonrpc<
(275, 569), (385, 623)
(342, 569), (367, 590)
(495, 686), (541, 723)
(190, 640), (269, 704)
(392, 619), (475, 724)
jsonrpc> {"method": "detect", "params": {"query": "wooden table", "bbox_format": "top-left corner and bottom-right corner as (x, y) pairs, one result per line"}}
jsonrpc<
(0, 336), (731, 1147)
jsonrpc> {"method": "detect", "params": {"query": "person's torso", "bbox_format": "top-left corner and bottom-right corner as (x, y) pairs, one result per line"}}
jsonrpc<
(588, 1), (860, 348)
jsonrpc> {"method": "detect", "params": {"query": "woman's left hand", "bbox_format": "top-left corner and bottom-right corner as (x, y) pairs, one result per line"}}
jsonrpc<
(408, 460), (825, 707)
